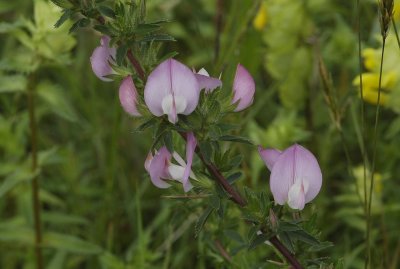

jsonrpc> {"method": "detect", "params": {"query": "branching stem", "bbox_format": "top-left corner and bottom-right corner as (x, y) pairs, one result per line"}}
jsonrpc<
(27, 74), (43, 269)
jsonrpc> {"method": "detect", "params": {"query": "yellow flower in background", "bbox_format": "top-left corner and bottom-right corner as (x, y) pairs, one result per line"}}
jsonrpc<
(352, 72), (397, 105)
(362, 48), (379, 71)
(394, 1), (400, 21)
(253, 2), (268, 30)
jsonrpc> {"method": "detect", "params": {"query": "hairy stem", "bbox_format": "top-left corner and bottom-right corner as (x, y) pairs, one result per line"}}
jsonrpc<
(27, 74), (43, 269)
(270, 236), (304, 269)
(127, 50), (146, 81)
(367, 36), (386, 269)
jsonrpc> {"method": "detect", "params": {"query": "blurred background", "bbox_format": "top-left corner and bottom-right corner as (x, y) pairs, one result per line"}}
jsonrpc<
(1, 0), (400, 268)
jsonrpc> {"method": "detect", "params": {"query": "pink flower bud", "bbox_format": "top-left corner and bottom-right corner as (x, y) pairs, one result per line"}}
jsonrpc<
(258, 144), (322, 210)
(90, 36), (116, 81)
(119, 76), (141, 116)
(144, 59), (200, 124)
(232, 64), (255, 111)
(194, 68), (222, 93)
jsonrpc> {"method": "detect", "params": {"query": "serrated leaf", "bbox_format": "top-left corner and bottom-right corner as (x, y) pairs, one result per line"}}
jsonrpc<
(98, 5), (116, 19)
(68, 19), (80, 33)
(278, 221), (302, 232)
(308, 241), (334, 252)
(195, 207), (213, 237)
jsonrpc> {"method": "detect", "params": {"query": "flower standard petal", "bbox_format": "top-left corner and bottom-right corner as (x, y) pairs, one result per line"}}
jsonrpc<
(145, 146), (172, 189)
(144, 59), (200, 123)
(269, 144), (322, 209)
(194, 68), (222, 93)
(119, 76), (141, 116)
(232, 64), (255, 112)
(90, 36), (116, 81)
(182, 132), (197, 192)
(258, 146), (282, 171)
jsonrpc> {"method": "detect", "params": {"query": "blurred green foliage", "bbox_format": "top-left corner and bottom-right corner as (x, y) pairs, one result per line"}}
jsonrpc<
(1, 0), (400, 268)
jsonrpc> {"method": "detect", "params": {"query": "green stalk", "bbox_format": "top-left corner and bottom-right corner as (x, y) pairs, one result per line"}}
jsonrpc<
(366, 36), (386, 269)
(27, 74), (43, 269)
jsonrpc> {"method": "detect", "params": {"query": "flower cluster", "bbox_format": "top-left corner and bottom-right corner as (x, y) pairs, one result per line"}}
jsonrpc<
(90, 35), (255, 192)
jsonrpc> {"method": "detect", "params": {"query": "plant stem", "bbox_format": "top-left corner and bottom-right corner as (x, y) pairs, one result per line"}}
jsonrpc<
(127, 50), (146, 81)
(27, 74), (43, 269)
(366, 36), (386, 269)
(270, 236), (304, 269)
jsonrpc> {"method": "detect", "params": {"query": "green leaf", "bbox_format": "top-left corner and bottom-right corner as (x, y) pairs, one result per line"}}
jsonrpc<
(99, 252), (125, 269)
(291, 229), (319, 246)
(163, 131), (174, 152)
(248, 233), (269, 250)
(308, 241), (334, 252)
(94, 24), (113, 36)
(226, 172), (242, 184)
(54, 9), (73, 28)
(78, 18), (90, 27)
(279, 232), (295, 253)
(195, 206), (213, 237)
(0, 75), (26, 93)
(279, 221), (302, 232)
(44, 232), (102, 254)
(138, 34), (175, 43)
(47, 251), (67, 269)
(209, 195), (221, 210)
(69, 19), (81, 33)
(98, 5), (116, 19)
(199, 141), (213, 164)
(50, 0), (73, 9)
(133, 23), (160, 34)
(134, 117), (158, 132)
(0, 168), (39, 198)
(116, 44), (128, 66)
(217, 135), (253, 145)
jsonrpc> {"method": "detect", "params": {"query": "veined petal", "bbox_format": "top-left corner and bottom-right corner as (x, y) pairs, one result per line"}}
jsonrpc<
(258, 146), (282, 171)
(232, 64), (255, 112)
(90, 36), (116, 81)
(182, 132), (197, 192)
(146, 147), (172, 189)
(119, 76), (141, 116)
(144, 59), (200, 123)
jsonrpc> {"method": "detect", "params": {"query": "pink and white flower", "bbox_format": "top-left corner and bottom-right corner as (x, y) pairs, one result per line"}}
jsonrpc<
(145, 132), (197, 192)
(144, 59), (200, 124)
(258, 144), (322, 210)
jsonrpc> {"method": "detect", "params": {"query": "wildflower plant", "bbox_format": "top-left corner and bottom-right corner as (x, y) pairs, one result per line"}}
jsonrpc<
(46, 0), (331, 268)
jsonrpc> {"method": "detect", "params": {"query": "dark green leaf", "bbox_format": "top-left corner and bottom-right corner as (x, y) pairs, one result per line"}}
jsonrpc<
(308, 241), (334, 252)
(163, 131), (173, 152)
(195, 207), (213, 237)
(138, 34), (175, 43)
(78, 18), (90, 27)
(54, 9), (73, 28)
(133, 23), (160, 34)
(94, 24), (113, 35)
(50, 0), (73, 9)
(224, 230), (244, 244)
(134, 117), (158, 132)
(98, 5), (116, 19)
(199, 141), (213, 164)
(68, 20), (80, 33)
(218, 135), (253, 145)
(291, 230), (319, 246)
(116, 44), (128, 66)
(248, 233), (269, 250)
(279, 232), (295, 253)
(279, 221), (302, 232)
(209, 195), (220, 210)
(226, 172), (242, 184)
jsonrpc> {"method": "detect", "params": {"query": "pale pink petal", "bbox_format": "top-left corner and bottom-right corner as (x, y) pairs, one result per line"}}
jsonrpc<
(194, 68), (222, 93)
(292, 144), (322, 203)
(182, 132), (196, 192)
(90, 36), (116, 81)
(146, 147), (172, 189)
(119, 76), (141, 116)
(287, 181), (306, 210)
(270, 145), (296, 205)
(258, 146), (282, 171)
(232, 64), (255, 111)
(144, 59), (199, 123)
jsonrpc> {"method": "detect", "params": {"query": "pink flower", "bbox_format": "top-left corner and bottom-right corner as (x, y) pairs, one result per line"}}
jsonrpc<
(119, 76), (141, 116)
(232, 64), (255, 111)
(258, 144), (322, 210)
(145, 133), (197, 192)
(90, 36), (116, 81)
(194, 68), (222, 93)
(144, 59), (200, 124)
